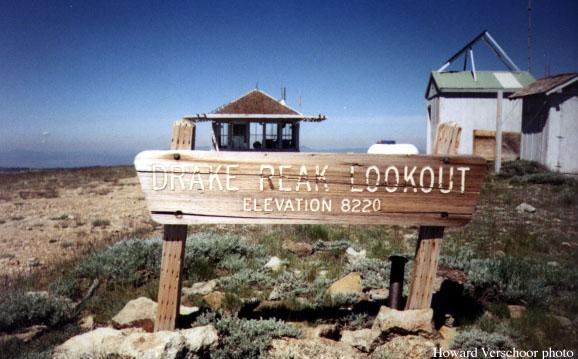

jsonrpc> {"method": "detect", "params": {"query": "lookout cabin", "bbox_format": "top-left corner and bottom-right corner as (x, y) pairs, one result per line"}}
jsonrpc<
(426, 31), (535, 160)
(184, 89), (326, 152)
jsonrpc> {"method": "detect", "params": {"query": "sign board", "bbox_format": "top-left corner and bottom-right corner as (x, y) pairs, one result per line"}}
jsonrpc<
(135, 150), (486, 227)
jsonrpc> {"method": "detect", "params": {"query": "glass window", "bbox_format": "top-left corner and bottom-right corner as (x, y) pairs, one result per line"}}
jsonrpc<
(250, 123), (264, 150)
(281, 123), (294, 149)
(219, 123), (229, 149)
(264, 123), (278, 149)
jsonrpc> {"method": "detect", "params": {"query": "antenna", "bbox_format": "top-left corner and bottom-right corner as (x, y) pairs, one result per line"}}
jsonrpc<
(255, 82), (259, 90)
(298, 94), (302, 111)
(528, 0), (532, 73)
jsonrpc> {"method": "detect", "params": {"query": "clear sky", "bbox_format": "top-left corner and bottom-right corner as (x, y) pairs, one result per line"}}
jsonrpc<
(1, 0), (577, 165)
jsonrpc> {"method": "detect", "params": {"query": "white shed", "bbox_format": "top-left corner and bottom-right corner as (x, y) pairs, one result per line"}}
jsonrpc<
(510, 73), (578, 174)
(425, 70), (534, 157)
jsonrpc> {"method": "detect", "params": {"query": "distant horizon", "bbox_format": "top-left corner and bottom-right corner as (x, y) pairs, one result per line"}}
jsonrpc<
(1, 1), (576, 167)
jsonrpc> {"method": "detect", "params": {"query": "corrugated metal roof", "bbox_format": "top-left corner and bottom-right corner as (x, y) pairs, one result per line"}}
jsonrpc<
(427, 71), (535, 98)
(510, 73), (578, 98)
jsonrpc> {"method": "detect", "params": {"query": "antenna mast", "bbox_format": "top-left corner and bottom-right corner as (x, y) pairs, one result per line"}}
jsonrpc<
(527, 0), (532, 73)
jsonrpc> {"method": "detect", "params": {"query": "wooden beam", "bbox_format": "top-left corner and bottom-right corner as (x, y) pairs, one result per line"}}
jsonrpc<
(155, 119), (195, 332)
(406, 122), (463, 310)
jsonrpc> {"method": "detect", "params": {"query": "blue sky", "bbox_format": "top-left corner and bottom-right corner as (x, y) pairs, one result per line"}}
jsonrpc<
(1, 0), (577, 165)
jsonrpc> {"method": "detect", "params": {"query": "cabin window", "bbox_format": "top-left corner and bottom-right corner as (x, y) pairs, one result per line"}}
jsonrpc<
(232, 123), (248, 149)
(250, 122), (264, 150)
(281, 123), (294, 149)
(219, 123), (229, 149)
(264, 123), (278, 149)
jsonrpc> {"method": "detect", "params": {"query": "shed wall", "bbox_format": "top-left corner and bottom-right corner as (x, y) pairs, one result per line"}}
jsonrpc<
(428, 94), (523, 154)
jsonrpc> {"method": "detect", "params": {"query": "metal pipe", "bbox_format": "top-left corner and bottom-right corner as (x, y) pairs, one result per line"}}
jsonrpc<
(388, 255), (408, 310)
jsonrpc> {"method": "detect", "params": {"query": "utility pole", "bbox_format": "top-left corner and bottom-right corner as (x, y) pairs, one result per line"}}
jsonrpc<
(495, 90), (503, 174)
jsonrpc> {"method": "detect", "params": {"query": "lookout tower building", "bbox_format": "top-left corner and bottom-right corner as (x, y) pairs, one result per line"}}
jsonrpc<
(184, 89), (326, 152)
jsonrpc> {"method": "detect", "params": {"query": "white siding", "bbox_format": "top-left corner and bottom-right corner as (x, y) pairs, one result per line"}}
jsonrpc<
(433, 95), (523, 154)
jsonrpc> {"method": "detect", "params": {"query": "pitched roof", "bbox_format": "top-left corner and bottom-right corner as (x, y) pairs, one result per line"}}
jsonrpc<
(213, 89), (300, 115)
(426, 71), (535, 98)
(510, 73), (578, 98)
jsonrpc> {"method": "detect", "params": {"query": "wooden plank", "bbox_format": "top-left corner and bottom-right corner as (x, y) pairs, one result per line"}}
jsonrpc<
(155, 119), (195, 332)
(406, 226), (444, 309)
(406, 122), (464, 310)
(155, 225), (187, 331)
(473, 129), (520, 161)
(135, 151), (485, 227)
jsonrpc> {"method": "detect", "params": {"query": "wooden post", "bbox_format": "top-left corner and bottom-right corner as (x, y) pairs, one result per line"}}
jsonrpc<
(155, 119), (195, 331)
(495, 90), (503, 174)
(406, 122), (461, 310)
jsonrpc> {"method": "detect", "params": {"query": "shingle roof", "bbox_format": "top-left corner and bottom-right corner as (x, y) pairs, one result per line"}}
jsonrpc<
(213, 89), (299, 115)
(427, 71), (535, 98)
(510, 73), (578, 98)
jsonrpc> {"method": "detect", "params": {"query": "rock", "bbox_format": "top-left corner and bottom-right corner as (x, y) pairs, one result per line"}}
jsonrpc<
(112, 297), (157, 331)
(438, 326), (457, 350)
(298, 323), (340, 340)
(53, 325), (218, 359)
(112, 297), (198, 331)
(283, 240), (313, 257)
(507, 305), (526, 319)
(181, 325), (219, 352)
(78, 315), (95, 330)
(53, 327), (125, 359)
(318, 270), (329, 279)
(117, 330), (186, 359)
(269, 338), (367, 359)
(516, 203), (536, 214)
(0, 325), (47, 344)
(264, 256), (283, 271)
(345, 247), (366, 264)
(371, 335), (435, 359)
(182, 280), (217, 297)
(180, 305), (200, 316)
(340, 328), (379, 352)
(561, 241), (571, 247)
(553, 315), (573, 329)
(327, 272), (362, 297)
(372, 306), (433, 335)
(27, 257), (40, 267)
(368, 288), (389, 302)
(548, 261), (559, 267)
(202, 291), (226, 311)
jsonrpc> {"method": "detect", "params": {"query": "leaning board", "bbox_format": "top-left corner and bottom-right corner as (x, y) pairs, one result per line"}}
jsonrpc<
(135, 150), (486, 227)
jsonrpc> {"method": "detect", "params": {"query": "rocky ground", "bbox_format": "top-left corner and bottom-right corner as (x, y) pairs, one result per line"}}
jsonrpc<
(0, 167), (159, 277)
(1, 161), (577, 358)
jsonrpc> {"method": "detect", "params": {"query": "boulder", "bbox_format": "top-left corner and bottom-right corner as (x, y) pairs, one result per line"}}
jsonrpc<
(182, 280), (217, 297)
(371, 335), (435, 359)
(78, 315), (95, 330)
(264, 256), (283, 271)
(202, 291), (226, 311)
(327, 272), (362, 297)
(117, 330), (186, 359)
(438, 325), (457, 350)
(516, 203), (536, 214)
(507, 305), (526, 319)
(371, 306), (433, 335)
(345, 247), (367, 264)
(283, 240), (313, 257)
(269, 338), (367, 359)
(53, 327), (126, 359)
(368, 288), (389, 302)
(53, 325), (218, 359)
(112, 297), (156, 330)
(340, 328), (379, 352)
(181, 325), (219, 352)
(112, 297), (199, 331)
(298, 323), (340, 340)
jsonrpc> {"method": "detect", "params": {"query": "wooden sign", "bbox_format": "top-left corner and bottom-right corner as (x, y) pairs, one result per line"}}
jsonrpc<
(135, 150), (485, 227)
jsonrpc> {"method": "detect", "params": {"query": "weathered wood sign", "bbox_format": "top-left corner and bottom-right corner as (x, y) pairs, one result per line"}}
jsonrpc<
(135, 151), (485, 227)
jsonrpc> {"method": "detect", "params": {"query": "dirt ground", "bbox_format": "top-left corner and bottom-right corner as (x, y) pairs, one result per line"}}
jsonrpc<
(0, 167), (161, 278)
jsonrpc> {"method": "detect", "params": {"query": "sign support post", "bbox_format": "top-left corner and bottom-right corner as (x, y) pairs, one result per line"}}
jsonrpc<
(406, 122), (461, 309)
(154, 120), (195, 332)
